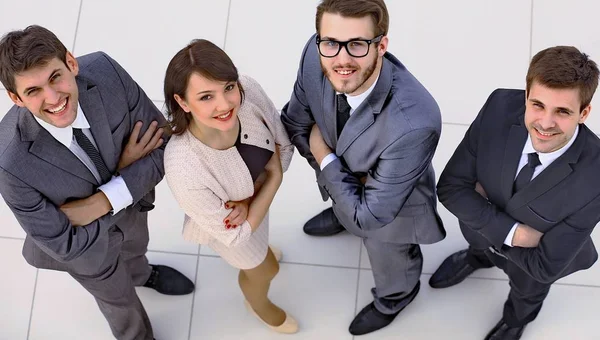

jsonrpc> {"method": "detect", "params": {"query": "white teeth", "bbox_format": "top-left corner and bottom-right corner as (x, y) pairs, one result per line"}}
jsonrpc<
(217, 111), (231, 119)
(336, 70), (353, 75)
(537, 129), (553, 136)
(47, 99), (67, 113)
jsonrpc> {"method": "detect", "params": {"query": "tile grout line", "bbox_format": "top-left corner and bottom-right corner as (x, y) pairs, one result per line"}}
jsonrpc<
(186, 246), (202, 340)
(528, 0), (535, 61)
(147, 249), (200, 257)
(26, 269), (39, 340)
(222, 0), (233, 51)
(0, 235), (25, 241)
(71, 0), (84, 54)
(352, 243), (363, 340)
(197, 252), (366, 270)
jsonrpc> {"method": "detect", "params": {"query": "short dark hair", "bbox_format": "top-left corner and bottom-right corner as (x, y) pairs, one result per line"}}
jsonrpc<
(0, 25), (68, 96)
(315, 0), (389, 37)
(526, 46), (599, 112)
(163, 39), (244, 135)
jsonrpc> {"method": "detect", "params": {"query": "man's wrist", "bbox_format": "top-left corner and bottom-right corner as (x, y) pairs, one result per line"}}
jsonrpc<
(93, 191), (113, 216)
(319, 153), (337, 170)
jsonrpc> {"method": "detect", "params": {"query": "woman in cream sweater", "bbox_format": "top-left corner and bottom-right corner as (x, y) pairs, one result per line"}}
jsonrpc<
(163, 39), (297, 334)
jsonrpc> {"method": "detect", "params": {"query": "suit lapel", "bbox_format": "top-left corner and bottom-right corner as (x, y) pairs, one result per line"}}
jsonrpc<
(506, 125), (585, 212)
(336, 59), (392, 156)
(77, 77), (117, 172)
(19, 111), (97, 184)
(499, 116), (528, 203)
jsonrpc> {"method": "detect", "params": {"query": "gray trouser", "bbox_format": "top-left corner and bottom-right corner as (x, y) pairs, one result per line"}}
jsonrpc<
(363, 238), (423, 314)
(32, 211), (154, 340)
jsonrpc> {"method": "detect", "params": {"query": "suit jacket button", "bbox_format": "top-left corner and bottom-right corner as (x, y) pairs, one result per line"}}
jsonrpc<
(243, 134), (248, 139)
(266, 139), (270, 144)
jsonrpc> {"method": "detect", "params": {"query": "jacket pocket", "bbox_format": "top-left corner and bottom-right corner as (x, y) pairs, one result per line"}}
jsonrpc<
(398, 203), (426, 217)
(526, 206), (557, 224)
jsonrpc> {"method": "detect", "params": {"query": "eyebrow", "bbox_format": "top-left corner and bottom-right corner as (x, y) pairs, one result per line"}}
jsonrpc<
(195, 82), (235, 95)
(321, 36), (368, 41)
(22, 68), (61, 94)
(529, 98), (575, 114)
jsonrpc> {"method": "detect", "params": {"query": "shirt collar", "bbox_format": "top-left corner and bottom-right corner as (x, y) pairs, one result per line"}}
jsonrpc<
(33, 103), (90, 148)
(522, 124), (579, 167)
(337, 73), (380, 112)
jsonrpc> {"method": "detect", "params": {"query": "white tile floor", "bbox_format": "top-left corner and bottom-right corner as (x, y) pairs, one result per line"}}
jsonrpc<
(1, 1), (600, 339)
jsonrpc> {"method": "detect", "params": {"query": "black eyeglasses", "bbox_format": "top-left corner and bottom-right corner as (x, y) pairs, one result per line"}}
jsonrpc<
(316, 35), (383, 58)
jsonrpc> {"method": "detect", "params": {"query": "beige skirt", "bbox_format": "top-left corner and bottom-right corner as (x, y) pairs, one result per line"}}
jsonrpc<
(207, 217), (269, 270)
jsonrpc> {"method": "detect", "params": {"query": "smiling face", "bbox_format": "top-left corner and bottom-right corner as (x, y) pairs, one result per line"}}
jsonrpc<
(174, 72), (241, 133)
(8, 52), (79, 128)
(318, 12), (387, 96)
(524, 81), (591, 153)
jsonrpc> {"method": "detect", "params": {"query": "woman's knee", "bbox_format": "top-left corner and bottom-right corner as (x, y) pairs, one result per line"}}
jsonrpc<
(245, 251), (279, 282)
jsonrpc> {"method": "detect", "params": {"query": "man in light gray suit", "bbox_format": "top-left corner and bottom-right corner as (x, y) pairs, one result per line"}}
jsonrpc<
(281, 0), (445, 335)
(0, 26), (194, 340)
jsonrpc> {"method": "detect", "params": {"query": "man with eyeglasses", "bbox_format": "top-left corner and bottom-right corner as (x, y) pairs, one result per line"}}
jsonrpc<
(281, 0), (445, 335)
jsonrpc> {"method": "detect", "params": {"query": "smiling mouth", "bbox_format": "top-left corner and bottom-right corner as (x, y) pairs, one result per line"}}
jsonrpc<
(214, 109), (233, 121)
(534, 127), (559, 137)
(45, 98), (68, 115)
(335, 69), (356, 76)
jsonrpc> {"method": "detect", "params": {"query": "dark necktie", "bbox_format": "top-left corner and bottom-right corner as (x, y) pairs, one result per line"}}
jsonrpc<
(513, 152), (541, 193)
(73, 128), (111, 184)
(336, 94), (351, 138)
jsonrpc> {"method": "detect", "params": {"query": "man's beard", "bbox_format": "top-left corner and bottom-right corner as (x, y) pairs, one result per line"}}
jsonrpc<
(321, 54), (378, 94)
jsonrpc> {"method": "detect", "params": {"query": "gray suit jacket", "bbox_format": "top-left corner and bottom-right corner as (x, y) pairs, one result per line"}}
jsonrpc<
(0, 52), (167, 275)
(281, 35), (445, 244)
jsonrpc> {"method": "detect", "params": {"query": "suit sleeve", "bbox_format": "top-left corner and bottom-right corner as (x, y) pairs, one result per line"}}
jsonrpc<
(503, 194), (600, 284)
(101, 53), (168, 204)
(0, 168), (120, 264)
(317, 127), (439, 230)
(280, 35), (319, 172)
(436, 90), (518, 248)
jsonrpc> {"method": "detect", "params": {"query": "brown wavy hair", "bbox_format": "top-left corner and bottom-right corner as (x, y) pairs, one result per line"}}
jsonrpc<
(163, 39), (244, 135)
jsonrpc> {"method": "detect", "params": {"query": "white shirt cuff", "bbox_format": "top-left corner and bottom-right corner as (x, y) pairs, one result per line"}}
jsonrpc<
(98, 176), (133, 215)
(320, 153), (337, 170)
(504, 223), (519, 247)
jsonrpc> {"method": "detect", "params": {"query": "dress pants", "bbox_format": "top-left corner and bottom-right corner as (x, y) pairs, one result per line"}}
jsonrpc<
(363, 238), (423, 314)
(28, 210), (154, 340)
(467, 247), (552, 327)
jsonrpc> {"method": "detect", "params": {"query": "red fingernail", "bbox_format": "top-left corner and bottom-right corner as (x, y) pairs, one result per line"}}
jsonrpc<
(225, 204), (229, 208)
(226, 224), (231, 229)
(225, 219), (229, 224)
(233, 225), (238, 228)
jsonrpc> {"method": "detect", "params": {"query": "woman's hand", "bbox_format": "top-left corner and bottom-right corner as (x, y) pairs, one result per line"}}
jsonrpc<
(223, 199), (250, 229)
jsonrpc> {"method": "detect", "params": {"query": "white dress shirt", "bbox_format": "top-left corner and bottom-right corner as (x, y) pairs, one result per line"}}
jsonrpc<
(320, 74), (380, 169)
(504, 125), (580, 246)
(34, 104), (133, 214)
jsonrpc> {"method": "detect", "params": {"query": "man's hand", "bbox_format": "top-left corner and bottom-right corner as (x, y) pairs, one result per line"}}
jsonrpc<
(475, 182), (488, 199)
(309, 124), (332, 166)
(512, 223), (544, 248)
(223, 199), (250, 229)
(118, 121), (164, 170)
(60, 192), (112, 227)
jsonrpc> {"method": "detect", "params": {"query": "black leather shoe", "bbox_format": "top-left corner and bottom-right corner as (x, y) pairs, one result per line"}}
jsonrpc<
(143, 264), (195, 295)
(349, 282), (420, 335)
(484, 319), (526, 340)
(429, 249), (485, 288)
(303, 207), (345, 236)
